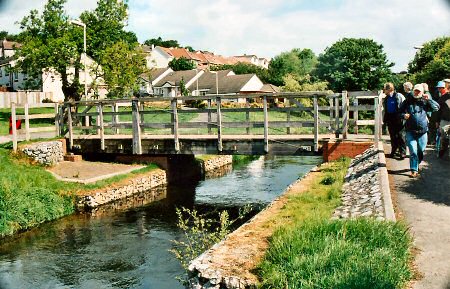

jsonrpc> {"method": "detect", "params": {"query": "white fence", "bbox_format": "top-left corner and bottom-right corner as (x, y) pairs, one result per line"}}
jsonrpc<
(0, 92), (54, 108)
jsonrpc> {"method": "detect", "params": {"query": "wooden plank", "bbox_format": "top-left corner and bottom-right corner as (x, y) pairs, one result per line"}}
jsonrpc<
(98, 104), (105, 150)
(348, 90), (378, 97)
(246, 98), (250, 135)
(12, 103), (17, 152)
(208, 99), (212, 135)
(374, 96), (380, 143)
(28, 127), (57, 133)
(342, 91), (349, 139)
(132, 100), (142, 154)
(54, 103), (59, 135)
(24, 103), (30, 141)
(335, 96), (339, 136)
(172, 99), (180, 152)
(28, 103), (57, 108)
(349, 105), (375, 111)
(313, 96), (319, 152)
(68, 105), (73, 150)
(287, 98), (291, 135)
(356, 120), (375, 126)
(263, 95), (269, 153)
(217, 97), (222, 152)
(353, 98), (359, 134)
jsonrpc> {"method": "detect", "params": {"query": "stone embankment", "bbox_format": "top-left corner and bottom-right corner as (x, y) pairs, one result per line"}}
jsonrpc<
(332, 142), (395, 221)
(21, 140), (65, 166)
(76, 169), (167, 210)
(199, 155), (233, 174)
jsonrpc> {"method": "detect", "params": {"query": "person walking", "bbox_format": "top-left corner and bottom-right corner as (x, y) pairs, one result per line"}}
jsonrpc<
(403, 82), (414, 99)
(383, 82), (406, 159)
(436, 80), (450, 158)
(400, 84), (440, 177)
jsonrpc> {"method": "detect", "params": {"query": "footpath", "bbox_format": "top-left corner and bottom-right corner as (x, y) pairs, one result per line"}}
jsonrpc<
(384, 144), (450, 289)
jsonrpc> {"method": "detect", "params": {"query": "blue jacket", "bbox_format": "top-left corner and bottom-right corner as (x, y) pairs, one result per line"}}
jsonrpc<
(400, 97), (439, 134)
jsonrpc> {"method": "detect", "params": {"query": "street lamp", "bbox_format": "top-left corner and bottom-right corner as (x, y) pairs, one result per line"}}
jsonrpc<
(70, 19), (87, 100)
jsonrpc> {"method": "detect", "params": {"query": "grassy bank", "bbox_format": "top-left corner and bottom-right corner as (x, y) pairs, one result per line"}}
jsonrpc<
(257, 158), (413, 289)
(0, 147), (158, 237)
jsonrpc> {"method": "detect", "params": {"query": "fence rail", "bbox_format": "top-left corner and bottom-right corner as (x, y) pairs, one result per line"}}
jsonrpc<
(0, 92), (54, 108)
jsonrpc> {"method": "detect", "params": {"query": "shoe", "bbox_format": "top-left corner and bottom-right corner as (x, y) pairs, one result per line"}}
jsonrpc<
(410, 171), (419, 178)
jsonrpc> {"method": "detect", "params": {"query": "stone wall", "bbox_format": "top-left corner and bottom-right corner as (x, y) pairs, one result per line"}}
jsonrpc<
(76, 169), (167, 210)
(332, 142), (395, 221)
(21, 140), (65, 166)
(199, 155), (233, 174)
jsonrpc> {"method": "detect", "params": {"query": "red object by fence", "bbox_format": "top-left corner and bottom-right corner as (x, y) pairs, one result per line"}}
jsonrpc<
(9, 116), (22, 135)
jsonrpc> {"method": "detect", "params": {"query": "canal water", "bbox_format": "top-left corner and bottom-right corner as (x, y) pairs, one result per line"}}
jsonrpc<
(0, 156), (320, 289)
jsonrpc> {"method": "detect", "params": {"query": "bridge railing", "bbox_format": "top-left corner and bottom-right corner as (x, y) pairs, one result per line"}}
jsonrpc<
(58, 91), (383, 154)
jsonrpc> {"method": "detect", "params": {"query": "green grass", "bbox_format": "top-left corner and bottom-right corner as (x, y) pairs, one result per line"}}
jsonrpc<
(0, 148), (159, 237)
(257, 158), (413, 289)
(259, 219), (412, 289)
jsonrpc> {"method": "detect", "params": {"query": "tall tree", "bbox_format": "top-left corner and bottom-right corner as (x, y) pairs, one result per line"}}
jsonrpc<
(408, 36), (450, 74)
(413, 40), (450, 87)
(268, 48), (317, 86)
(144, 37), (180, 48)
(169, 57), (195, 71)
(315, 38), (393, 91)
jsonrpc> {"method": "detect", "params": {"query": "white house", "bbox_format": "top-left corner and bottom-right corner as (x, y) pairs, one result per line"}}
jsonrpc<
(0, 39), (20, 58)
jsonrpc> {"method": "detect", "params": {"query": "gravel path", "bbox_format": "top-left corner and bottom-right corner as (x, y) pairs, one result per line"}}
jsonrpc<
(385, 144), (450, 289)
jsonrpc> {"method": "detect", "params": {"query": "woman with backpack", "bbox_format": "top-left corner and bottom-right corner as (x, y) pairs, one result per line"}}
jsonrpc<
(400, 83), (440, 177)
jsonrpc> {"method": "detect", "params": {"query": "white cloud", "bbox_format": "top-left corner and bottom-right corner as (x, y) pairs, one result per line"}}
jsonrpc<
(1, 0), (449, 72)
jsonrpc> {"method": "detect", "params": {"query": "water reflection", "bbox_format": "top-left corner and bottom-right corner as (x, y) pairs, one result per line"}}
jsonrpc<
(0, 155), (321, 289)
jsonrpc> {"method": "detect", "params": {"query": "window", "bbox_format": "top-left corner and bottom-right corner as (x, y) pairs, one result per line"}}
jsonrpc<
(0, 67), (2, 77)
(14, 71), (18, 82)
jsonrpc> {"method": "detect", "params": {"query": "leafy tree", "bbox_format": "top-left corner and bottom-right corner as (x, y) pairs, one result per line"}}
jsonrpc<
(169, 57), (195, 71)
(268, 48), (317, 86)
(144, 36), (180, 48)
(101, 41), (148, 98)
(315, 38), (393, 92)
(0, 31), (20, 42)
(212, 62), (270, 83)
(408, 36), (450, 74)
(16, 0), (83, 100)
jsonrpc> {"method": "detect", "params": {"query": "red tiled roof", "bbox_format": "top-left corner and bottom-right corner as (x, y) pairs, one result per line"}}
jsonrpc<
(2, 40), (21, 50)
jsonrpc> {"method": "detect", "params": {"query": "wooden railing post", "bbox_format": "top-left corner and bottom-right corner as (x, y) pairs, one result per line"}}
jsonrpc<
(207, 99), (212, 135)
(171, 98), (180, 153)
(342, 91), (349, 139)
(132, 99), (142, 154)
(216, 96), (223, 152)
(313, 95), (319, 152)
(334, 96), (340, 137)
(54, 103), (59, 135)
(112, 103), (119, 134)
(354, 98), (359, 134)
(287, 98), (291, 135)
(24, 103), (30, 141)
(246, 98), (250, 135)
(98, 103), (105, 151)
(374, 95), (380, 143)
(67, 104), (73, 150)
(11, 102), (17, 152)
(263, 95), (269, 153)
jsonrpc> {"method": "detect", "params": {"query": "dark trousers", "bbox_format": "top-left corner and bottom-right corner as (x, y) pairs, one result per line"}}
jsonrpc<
(386, 118), (406, 155)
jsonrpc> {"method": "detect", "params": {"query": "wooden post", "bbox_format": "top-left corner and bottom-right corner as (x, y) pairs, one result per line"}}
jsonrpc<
(132, 99), (142, 154)
(342, 91), (349, 139)
(354, 98), (359, 134)
(217, 96), (223, 152)
(313, 95), (319, 152)
(24, 103), (30, 141)
(12, 103), (17, 152)
(98, 103), (105, 151)
(207, 99), (212, 134)
(246, 98), (250, 135)
(67, 104), (73, 150)
(54, 103), (59, 135)
(113, 103), (119, 134)
(263, 95), (269, 153)
(140, 102), (145, 133)
(58, 105), (64, 136)
(374, 96), (380, 143)
(172, 99), (180, 152)
(329, 97), (334, 130)
(287, 98), (291, 134)
(334, 96), (339, 137)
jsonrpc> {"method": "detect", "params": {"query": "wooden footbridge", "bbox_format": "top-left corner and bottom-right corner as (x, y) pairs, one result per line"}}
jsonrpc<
(11, 91), (384, 156)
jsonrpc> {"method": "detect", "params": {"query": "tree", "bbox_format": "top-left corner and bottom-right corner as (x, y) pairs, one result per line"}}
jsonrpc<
(408, 36), (450, 74)
(144, 37), (180, 48)
(0, 31), (20, 42)
(16, 0), (144, 100)
(101, 41), (148, 98)
(169, 57), (195, 71)
(315, 38), (393, 92)
(268, 48), (318, 86)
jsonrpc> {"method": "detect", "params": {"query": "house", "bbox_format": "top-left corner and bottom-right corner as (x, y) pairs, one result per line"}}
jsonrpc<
(152, 69), (265, 103)
(0, 39), (21, 58)
(234, 54), (270, 69)
(137, 67), (173, 96)
(0, 53), (107, 101)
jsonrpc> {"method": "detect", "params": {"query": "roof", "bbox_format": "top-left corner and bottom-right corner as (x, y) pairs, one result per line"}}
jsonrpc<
(260, 84), (280, 93)
(148, 68), (171, 82)
(1, 40), (21, 50)
(0, 57), (14, 66)
(153, 70), (199, 87)
(207, 74), (256, 94)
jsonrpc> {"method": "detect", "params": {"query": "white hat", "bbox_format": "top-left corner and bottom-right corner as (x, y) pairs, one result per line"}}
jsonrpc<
(413, 84), (423, 98)
(444, 78), (450, 83)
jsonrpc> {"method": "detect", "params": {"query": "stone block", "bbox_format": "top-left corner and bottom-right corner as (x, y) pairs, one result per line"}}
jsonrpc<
(64, 154), (82, 162)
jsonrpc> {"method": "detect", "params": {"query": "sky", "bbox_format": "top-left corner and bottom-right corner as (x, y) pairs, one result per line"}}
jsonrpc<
(0, 0), (449, 72)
